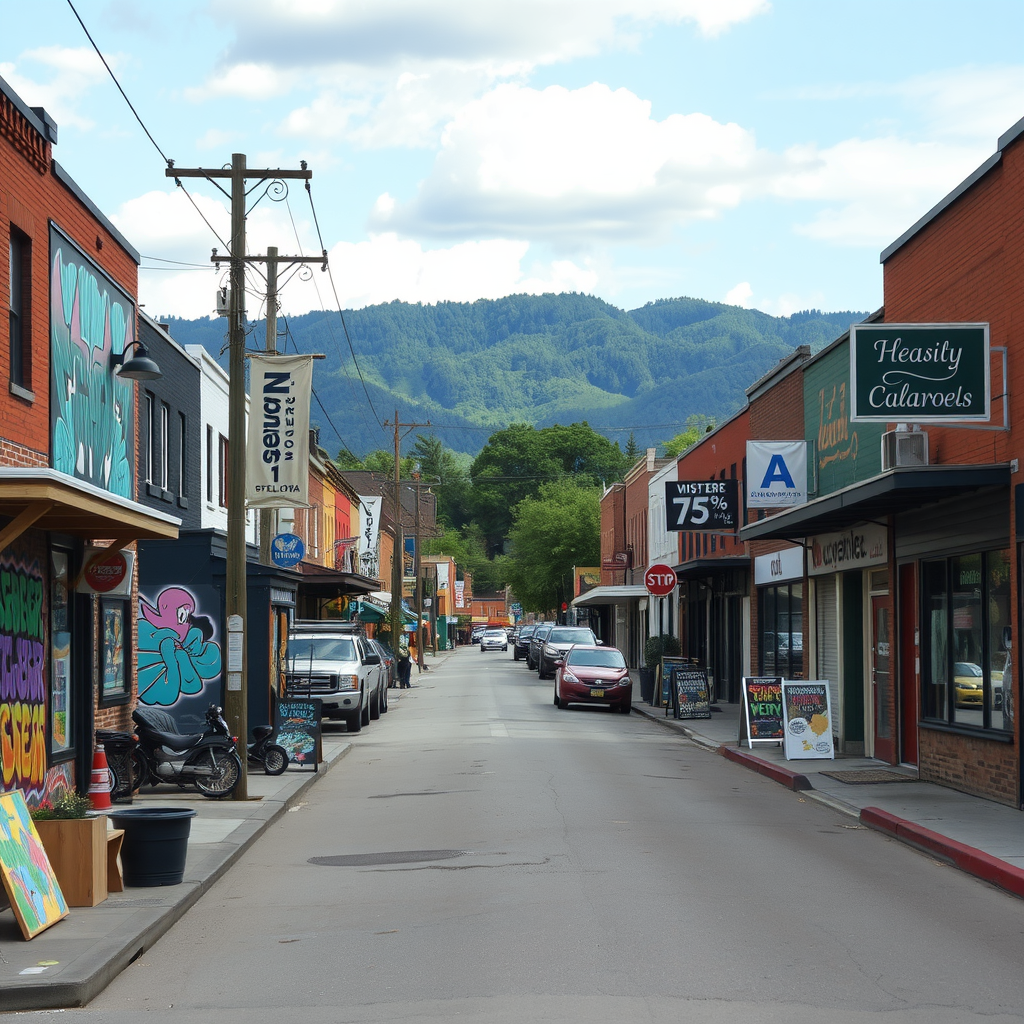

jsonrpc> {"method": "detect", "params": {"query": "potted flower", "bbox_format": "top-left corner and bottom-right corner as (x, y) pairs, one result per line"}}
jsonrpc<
(31, 790), (110, 907)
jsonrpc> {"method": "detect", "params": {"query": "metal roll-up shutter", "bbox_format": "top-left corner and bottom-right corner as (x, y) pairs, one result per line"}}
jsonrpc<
(815, 574), (842, 741)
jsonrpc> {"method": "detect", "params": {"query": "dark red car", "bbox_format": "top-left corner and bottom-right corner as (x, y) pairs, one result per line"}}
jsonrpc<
(553, 645), (632, 713)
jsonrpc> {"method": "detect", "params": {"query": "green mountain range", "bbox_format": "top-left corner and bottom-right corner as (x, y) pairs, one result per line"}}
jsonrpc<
(161, 294), (867, 458)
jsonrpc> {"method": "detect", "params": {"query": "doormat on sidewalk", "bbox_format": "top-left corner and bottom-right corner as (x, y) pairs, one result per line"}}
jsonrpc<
(820, 769), (919, 784)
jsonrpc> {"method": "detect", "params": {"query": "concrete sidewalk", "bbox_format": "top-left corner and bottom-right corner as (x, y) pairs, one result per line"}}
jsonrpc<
(632, 692), (1024, 900)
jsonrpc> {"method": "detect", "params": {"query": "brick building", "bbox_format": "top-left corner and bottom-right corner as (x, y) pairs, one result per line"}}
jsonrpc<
(1, 76), (178, 801)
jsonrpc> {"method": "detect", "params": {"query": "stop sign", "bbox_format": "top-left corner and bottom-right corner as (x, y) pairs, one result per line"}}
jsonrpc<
(644, 563), (677, 596)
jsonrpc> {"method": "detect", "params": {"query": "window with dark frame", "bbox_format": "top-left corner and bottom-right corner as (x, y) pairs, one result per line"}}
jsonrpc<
(160, 402), (169, 490)
(758, 582), (804, 679)
(144, 392), (155, 484)
(8, 228), (30, 390)
(921, 549), (1011, 732)
(206, 424), (213, 503)
(218, 433), (229, 507)
(179, 412), (187, 498)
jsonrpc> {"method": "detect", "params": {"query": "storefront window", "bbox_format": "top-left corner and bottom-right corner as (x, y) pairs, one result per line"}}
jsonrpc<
(50, 550), (73, 757)
(922, 549), (1010, 731)
(759, 583), (803, 679)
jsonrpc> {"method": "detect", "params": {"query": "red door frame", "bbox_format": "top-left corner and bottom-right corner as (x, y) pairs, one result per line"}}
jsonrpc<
(872, 594), (896, 764)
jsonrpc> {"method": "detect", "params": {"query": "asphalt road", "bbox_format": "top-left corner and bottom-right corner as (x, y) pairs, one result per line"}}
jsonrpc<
(53, 649), (1024, 1023)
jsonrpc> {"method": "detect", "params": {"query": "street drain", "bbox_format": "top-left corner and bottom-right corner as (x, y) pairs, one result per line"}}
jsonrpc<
(309, 850), (466, 867)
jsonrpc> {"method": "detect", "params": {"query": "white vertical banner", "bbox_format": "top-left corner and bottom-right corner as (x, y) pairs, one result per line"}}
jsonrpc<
(246, 354), (313, 508)
(358, 495), (382, 578)
(746, 440), (808, 507)
(437, 561), (450, 590)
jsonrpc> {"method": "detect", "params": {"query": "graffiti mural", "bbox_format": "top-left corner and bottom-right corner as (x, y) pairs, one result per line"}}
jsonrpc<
(49, 225), (135, 498)
(137, 587), (222, 707)
(0, 555), (47, 799)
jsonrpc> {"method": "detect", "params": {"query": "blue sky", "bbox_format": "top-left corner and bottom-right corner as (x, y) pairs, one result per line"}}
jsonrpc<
(4, 0), (1023, 322)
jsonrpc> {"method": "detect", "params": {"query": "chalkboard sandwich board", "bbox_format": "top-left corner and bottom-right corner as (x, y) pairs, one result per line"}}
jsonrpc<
(781, 681), (835, 760)
(274, 697), (323, 771)
(664, 659), (711, 720)
(740, 676), (784, 748)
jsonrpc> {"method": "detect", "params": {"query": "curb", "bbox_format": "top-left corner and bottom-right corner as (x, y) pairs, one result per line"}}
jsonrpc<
(860, 806), (1024, 900)
(3, 744), (351, 1011)
(721, 746), (813, 791)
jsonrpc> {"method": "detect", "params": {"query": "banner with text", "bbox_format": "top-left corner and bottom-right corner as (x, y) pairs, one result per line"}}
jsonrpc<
(246, 354), (313, 508)
(746, 441), (807, 507)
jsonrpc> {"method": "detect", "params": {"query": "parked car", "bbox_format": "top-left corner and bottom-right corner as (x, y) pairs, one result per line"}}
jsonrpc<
(368, 638), (395, 706)
(471, 624), (488, 643)
(286, 621), (386, 732)
(513, 624), (537, 661)
(480, 628), (508, 652)
(537, 625), (599, 679)
(527, 624), (555, 670)
(554, 645), (632, 713)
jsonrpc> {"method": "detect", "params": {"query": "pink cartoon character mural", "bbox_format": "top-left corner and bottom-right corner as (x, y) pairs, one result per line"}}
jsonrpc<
(137, 587), (222, 706)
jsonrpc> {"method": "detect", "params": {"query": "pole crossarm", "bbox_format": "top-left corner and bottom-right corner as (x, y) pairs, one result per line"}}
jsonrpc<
(166, 167), (313, 180)
(213, 255), (327, 266)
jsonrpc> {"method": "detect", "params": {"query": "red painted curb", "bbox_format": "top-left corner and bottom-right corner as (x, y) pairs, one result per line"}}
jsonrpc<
(721, 746), (812, 791)
(861, 806), (1024, 899)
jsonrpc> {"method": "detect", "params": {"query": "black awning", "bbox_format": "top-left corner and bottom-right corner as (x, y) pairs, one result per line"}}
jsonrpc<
(674, 556), (749, 580)
(294, 563), (380, 599)
(740, 464), (1010, 542)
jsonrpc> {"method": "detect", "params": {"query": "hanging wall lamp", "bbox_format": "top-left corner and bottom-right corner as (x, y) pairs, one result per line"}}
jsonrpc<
(110, 341), (162, 381)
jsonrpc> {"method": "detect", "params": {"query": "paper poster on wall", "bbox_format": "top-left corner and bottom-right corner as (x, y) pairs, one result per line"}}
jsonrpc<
(781, 681), (835, 760)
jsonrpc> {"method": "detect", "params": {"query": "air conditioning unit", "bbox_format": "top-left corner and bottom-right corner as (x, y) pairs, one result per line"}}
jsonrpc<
(215, 287), (230, 317)
(881, 428), (928, 470)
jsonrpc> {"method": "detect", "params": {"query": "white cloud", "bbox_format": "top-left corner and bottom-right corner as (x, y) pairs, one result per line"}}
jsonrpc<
(371, 83), (765, 244)
(725, 282), (753, 307)
(0, 47), (110, 131)
(775, 136), (987, 247)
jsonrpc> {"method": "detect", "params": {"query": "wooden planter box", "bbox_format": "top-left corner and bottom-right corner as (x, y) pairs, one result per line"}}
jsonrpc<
(34, 816), (109, 907)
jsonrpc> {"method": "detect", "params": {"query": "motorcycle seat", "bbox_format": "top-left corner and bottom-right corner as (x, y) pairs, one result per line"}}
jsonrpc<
(133, 708), (206, 749)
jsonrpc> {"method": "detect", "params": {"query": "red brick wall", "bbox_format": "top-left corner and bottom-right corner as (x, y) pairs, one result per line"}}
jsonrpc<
(1, 93), (138, 458)
(600, 484), (625, 586)
(882, 131), (1024, 801)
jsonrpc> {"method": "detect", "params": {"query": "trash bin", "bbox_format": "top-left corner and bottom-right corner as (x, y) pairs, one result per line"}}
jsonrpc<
(639, 668), (656, 705)
(96, 730), (136, 803)
(108, 807), (197, 886)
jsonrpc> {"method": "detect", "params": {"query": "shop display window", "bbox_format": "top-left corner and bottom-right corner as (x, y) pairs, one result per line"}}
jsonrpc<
(921, 549), (1011, 732)
(49, 550), (74, 757)
(759, 582), (803, 679)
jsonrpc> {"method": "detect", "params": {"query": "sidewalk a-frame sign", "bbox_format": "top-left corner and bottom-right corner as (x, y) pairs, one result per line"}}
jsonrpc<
(739, 676), (784, 748)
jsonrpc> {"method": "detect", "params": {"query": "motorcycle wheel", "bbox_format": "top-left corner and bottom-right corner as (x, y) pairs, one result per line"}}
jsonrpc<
(262, 744), (289, 776)
(190, 749), (242, 798)
(129, 749), (149, 790)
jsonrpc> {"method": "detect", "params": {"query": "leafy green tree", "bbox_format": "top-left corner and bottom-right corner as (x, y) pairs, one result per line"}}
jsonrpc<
(470, 421), (627, 552)
(412, 434), (473, 530)
(504, 480), (601, 613)
(424, 524), (507, 592)
(662, 414), (716, 458)
(624, 431), (641, 464)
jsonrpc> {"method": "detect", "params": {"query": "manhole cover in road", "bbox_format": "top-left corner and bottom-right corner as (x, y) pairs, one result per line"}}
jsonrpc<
(309, 849), (467, 867)
(820, 769), (919, 784)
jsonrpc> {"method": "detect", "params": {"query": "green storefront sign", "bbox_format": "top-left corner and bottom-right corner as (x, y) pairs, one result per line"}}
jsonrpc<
(850, 323), (989, 422)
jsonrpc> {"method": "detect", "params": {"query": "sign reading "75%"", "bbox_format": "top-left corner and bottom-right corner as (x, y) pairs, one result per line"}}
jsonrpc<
(665, 479), (740, 532)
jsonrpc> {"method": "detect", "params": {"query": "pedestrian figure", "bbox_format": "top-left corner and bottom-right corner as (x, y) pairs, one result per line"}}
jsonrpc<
(398, 633), (412, 688)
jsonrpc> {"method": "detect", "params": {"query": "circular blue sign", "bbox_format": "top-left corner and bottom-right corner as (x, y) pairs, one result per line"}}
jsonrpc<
(271, 533), (305, 569)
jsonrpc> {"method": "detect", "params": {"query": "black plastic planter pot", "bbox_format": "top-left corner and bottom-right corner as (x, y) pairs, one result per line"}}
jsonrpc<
(109, 807), (197, 886)
(639, 667), (656, 705)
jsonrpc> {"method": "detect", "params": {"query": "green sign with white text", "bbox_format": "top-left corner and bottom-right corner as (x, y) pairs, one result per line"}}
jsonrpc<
(850, 323), (989, 422)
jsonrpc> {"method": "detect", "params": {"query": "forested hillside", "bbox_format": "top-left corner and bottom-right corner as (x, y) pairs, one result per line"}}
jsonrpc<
(162, 294), (867, 458)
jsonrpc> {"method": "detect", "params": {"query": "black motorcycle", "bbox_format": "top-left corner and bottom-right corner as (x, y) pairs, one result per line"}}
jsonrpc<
(131, 704), (242, 799)
(247, 725), (289, 776)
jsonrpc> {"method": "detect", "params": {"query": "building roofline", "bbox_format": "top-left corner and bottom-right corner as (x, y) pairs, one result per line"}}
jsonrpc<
(0, 73), (57, 142)
(53, 161), (140, 264)
(880, 115), (1024, 264)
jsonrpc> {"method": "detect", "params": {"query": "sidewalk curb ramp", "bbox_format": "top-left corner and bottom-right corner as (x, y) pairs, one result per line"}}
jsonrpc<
(859, 806), (1024, 899)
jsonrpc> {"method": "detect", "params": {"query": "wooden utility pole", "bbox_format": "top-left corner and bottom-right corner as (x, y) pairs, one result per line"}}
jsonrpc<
(383, 411), (430, 651)
(166, 157), (323, 799)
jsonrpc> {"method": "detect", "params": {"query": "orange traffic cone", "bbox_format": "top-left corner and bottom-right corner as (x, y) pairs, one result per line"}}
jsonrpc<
(88, 743), (113, 811)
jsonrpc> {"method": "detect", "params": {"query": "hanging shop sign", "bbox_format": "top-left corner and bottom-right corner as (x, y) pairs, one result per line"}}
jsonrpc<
(270, 533), (305, 569)
(808, 523), (887, 576)
(246, 353), (314, 508)
(77, 547), (134, 596)
(740, 676), (784, 747)
(850, 323), (990, 423)
(665, 479), (739, 531)
(746, 441), (807, 507)
(781, 681), (835, 760)
(754, 546), (804, 585)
